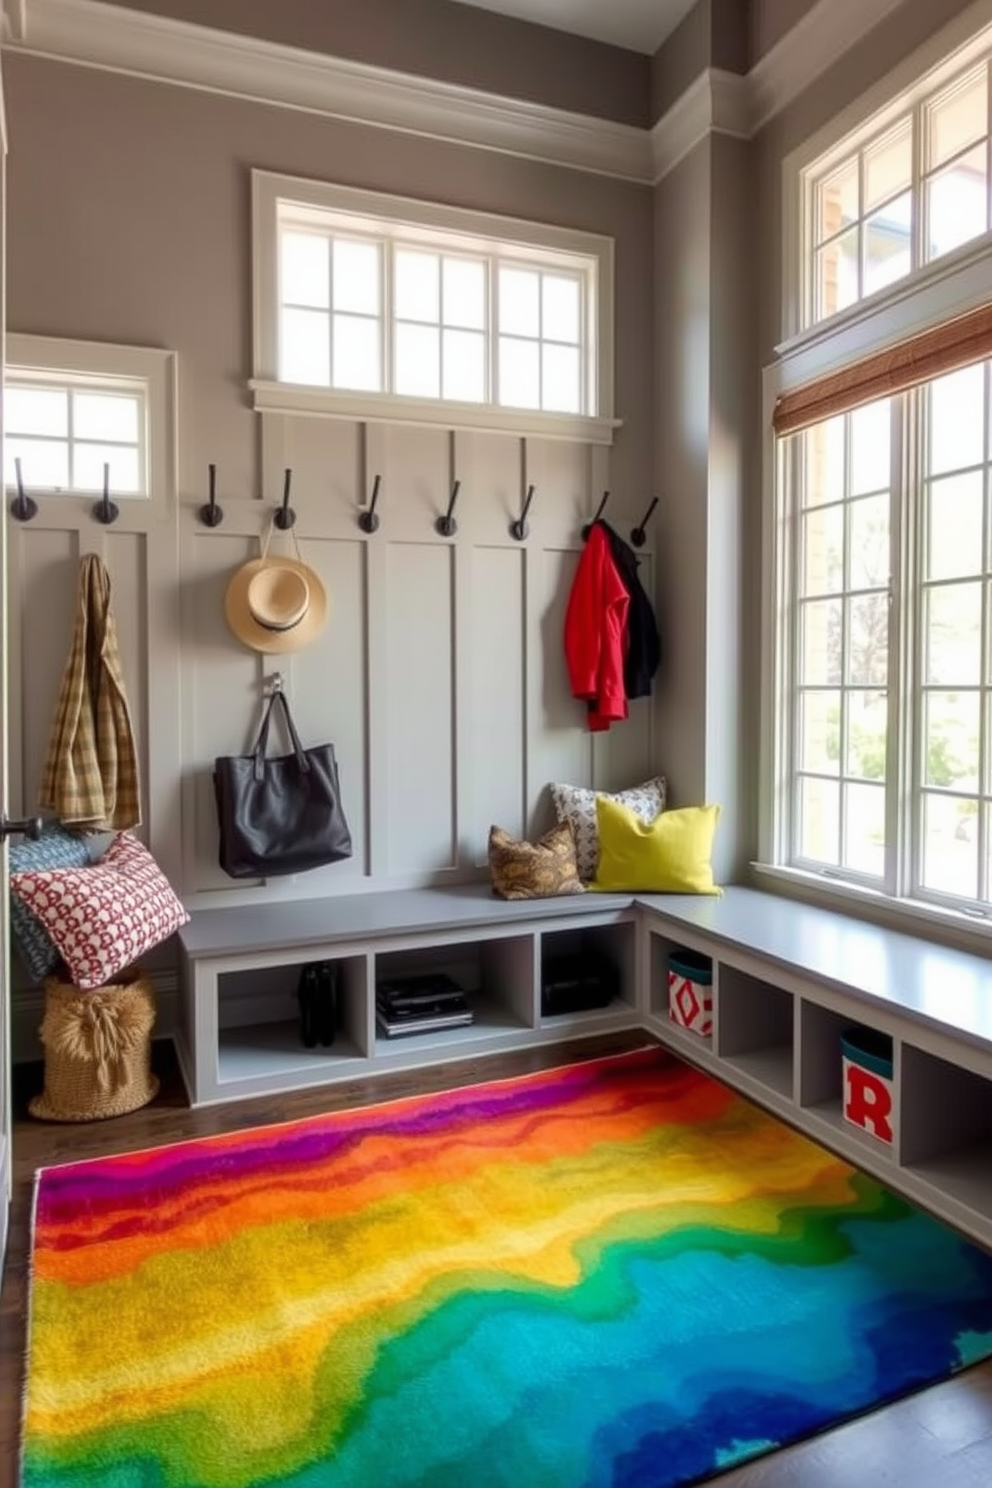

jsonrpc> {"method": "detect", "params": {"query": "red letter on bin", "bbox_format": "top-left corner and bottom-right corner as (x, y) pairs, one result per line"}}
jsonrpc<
(845, 1064), (893, 1143)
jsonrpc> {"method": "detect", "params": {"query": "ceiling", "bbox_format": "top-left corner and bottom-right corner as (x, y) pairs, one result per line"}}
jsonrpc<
(450, 0), (700, 54)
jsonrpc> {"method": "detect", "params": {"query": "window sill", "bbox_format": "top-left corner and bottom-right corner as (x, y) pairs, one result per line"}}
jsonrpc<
(749, 861), (992, 958)
(249, 379), (621, 446)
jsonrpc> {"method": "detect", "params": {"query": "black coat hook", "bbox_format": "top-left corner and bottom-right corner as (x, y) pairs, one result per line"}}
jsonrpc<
(10, 457), (37, 523)
(93, 463), (119, 526)
(630, 496), (659, 549)
(581, 490), (610, 540)
(435, 479), (461, 538)
(510, 484), (536, 542)
(274, 467), (296, 530)
(199, 463), (224, 527)
(359, 474), (381, 535)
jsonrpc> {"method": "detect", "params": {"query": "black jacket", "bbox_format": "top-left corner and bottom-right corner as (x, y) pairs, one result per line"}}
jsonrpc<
(598, 520), (661, 700)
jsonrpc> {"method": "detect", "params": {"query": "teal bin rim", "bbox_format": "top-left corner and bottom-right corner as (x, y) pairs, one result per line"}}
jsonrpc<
(668, 948), (713, 985)
(841, 1025), (893, 1080)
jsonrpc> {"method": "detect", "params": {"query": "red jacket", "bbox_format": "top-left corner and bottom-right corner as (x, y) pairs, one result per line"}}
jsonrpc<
(563, 524), (629, 731)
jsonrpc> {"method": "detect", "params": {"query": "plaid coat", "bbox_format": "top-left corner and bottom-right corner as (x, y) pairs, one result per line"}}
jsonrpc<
(38, 554), (141, 831)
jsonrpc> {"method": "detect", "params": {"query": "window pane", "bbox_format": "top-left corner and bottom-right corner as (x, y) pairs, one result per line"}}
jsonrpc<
(864, 192), (912, 297)
(6, 386), (67, 437)
(816, 160), (858, 243)
(542, 275), (580, 344)
(924, 690), (980, 791)
(928, 364), (985, 475)
(843, 781), (886, 876)
(73, 444), (141, 494)
(333, 240), (380, 316)
(4, 437), (69, 490)
(845, 691), (887, 780)
(920, 790), (978, 898)
(499, 267), (539, 337)
(815, 227), (859, 319)
(395, 323), (440, 398)
(801, 504), (843, 595)
(864, 122), (912, 212)
(800, 598), (842, 685)
(541, 344), (580, 414)
(281, 232), (329, 309)
(927, 68), (988, 171)
(395, 250), (439, 323)
(280, 308), (331, 385)
(926, 144), (988, 261)
(442, 329), (485, 403)
(848, 595), (889, 685)
(498, 336), (540, 409)
(442, 258), (485, 330)
(333, 314), (381, 392)
(850, 400), (890, 496)
(925, 582), (983, 684)
(926, 472), (984, 581)
(798, 776), (840, 865)
(849, 494), (890, 591)
(799, 690), (840, 774)
(802, 417), (845, 507)
(73, 392), (139, 443)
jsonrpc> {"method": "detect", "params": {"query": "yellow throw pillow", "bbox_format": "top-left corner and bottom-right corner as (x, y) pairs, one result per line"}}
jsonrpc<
(590, 797), (721, 895)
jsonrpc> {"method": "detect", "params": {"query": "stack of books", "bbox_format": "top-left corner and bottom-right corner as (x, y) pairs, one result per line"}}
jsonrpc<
(375, 973), (475, 1038)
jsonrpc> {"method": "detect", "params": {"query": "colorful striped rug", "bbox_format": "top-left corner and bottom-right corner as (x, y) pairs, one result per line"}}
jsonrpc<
(21, 1046), (992, 1488)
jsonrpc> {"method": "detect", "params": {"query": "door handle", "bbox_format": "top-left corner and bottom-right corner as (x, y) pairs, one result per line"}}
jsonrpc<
(0, 814), (43, 841)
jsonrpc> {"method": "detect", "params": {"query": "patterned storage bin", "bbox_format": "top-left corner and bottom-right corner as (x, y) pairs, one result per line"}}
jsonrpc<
(29, 969), (159, 1122)
(668, 947), (713, 1036)
(841, 1025), (894, 1145)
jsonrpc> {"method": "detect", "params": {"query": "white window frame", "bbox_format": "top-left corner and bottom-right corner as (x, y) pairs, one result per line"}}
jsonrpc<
(3, 334), (177, 515)
(250, 170), (619, 446)
(761, 1), (992, 940)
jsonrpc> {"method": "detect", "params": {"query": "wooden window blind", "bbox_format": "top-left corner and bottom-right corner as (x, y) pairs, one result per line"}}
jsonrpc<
(772, 301), (992, 436)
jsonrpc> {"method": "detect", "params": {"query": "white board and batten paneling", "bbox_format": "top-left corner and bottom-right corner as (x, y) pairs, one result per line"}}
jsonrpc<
(180, 410), (657, 907)
(7, 399), (659, 918)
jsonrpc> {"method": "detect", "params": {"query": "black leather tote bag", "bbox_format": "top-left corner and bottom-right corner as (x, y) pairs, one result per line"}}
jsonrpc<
(214, 691), (353, 878)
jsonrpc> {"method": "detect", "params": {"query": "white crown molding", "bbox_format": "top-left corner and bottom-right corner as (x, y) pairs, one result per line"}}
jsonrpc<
(7, 0), (920, 184)
(650, 68), (749, 183)
(9, 0), (655, 182)
(748, 0), (910, 134)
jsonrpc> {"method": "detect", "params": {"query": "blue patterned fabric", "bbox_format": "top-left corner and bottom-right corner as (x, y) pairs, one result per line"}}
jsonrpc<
(9, 823), (92, 981)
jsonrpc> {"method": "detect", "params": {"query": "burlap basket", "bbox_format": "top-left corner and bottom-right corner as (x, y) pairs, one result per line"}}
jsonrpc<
(29, 969), (159, 1122)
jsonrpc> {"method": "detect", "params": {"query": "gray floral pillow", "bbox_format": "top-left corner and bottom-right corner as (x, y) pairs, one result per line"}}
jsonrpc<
(550, 776), (667, 882)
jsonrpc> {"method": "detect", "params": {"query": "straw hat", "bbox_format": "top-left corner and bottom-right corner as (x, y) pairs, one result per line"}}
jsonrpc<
(224, 525), (328, 654)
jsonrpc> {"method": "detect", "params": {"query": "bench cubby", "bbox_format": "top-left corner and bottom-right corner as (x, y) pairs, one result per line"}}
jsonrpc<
(714, 963), (794, 1101)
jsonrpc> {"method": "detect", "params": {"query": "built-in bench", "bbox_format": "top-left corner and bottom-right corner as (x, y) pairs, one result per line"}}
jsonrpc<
(177, 883), (992, 1251)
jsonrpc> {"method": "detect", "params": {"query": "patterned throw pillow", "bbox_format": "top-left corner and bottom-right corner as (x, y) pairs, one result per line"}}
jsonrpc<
(488, 823), (585, 901)
(8, 823), (93, 982)
(550, 775), (667, 882)
(10, 832), (189, 991)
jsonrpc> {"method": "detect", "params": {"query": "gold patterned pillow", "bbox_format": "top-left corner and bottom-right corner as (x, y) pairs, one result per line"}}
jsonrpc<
(488, 823), (585, 900)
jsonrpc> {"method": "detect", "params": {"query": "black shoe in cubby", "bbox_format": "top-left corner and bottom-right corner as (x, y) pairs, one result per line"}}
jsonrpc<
(297, 963), (320, 1048)
(315, 961), (338, 1047)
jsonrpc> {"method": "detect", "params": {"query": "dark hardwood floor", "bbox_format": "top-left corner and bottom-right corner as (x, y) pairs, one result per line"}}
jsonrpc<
(2, 1032), (992, 1488)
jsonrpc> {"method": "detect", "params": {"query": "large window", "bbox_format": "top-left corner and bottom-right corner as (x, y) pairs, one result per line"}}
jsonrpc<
(251, 171), (617, 444)
(800, 24), (992, 331)
(767, 14), (992, 925)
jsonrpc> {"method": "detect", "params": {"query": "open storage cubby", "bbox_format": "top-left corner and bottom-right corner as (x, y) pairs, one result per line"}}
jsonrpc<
(216, 953), (370, 1094)
(373, 933), (535, 1058)
(538, 918), (636, 1028)
(715, 962), (794, 1101)
(900, 1044), (992, 1232)
(798, 1000), (898, 1160)
(645, 926), (714, 1055)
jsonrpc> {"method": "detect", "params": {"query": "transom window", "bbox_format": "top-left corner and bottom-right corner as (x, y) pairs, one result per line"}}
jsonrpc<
(804, 46), (992, 328)
(4, 378), (145, 496)
(252, 172), (616, 443)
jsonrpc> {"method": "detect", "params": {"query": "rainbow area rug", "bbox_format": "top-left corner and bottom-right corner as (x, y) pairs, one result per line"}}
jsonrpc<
(21, 1047), (992, 1488)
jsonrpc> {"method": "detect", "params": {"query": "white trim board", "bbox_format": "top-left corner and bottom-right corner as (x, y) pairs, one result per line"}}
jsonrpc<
(9, 0), (924, 183)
